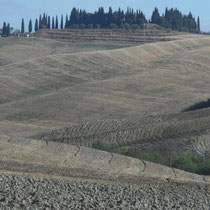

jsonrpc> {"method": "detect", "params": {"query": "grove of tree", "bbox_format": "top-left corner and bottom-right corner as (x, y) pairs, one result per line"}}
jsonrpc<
(34, 7), (200, 33)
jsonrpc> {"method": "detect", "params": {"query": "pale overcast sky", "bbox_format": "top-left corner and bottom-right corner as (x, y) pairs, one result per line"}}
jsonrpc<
(0, 0), (210, 32)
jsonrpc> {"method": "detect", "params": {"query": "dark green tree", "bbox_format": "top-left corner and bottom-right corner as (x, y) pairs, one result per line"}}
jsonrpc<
(48, 16), (51, 29)
(30, 7), (199, 33)
(151, 7), (160, 24)
(35, 19), (39, 32)
(39, 15), (42, 29)
(52, 17), (55, 29)
(107, 7), (113, 26)
(2, 22), (6, 36)
(21, 18), (25, 33)
(197, 16), (200, 32)
(55, 16), (58, 29)
(28, 19), (32, 33)
(60, 14), (63, 29)
(6, 23), (10, 36)
(65, 14), (68, 28)
(42, 13), (47, 28)
(70, 8), (78, 26)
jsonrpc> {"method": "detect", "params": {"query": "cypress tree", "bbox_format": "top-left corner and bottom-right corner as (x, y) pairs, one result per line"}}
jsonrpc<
(70, 8), (78, 26)
(151, 7), (160, 25)
(65, 14), (68, 28)
(6, 23), (10, 36)
(61, 15), (63, 29)
(48, 16), (51, 29)
(34, 19), (39, 32)
(21, 18), (25, 33)
(39, 15), (42, 29)
(42, 13), (47, 28)
(2, 22), (6, 36)
(35, 19), (39, 32)
(107, 7), (113, 26)
(28, 19), (32, 33)
(55, 16), (58, 29)
(197, 16), (200, 32)
(52, 17), (55, 29)
(42, 13), (46, 28)
(45, 14), (48, 27)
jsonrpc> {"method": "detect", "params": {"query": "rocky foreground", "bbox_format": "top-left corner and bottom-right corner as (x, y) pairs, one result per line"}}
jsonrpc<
(0, 174), (210, 210)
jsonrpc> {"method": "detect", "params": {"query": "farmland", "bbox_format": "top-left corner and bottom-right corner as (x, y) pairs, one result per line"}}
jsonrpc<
(0, 28), (210, 208)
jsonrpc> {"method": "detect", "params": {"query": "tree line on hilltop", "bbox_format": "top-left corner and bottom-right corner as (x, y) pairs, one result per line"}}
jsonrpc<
(31, 7), (200, 32)
(1, 6), (201, 37)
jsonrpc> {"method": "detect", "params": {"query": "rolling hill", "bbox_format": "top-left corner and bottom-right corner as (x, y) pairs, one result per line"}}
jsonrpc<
(0, 34), (210, 137)
(0, 31), (210, 208)
(32, 107), (210, 157)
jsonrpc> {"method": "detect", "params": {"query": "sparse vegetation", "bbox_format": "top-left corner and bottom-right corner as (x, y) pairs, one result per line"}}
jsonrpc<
(91, 142), (210, 175)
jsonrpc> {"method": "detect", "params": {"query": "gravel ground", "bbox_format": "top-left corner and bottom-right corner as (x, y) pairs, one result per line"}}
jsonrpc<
(0, 174), (210, 210)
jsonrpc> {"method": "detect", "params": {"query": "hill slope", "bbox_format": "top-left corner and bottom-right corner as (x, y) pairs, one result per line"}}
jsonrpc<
(33, 107), (210, 156)
(1, 135), (209, 183)
(1, 135), (209, 209)
(0, 32), (210, 209)
(0, 35), (210, 136)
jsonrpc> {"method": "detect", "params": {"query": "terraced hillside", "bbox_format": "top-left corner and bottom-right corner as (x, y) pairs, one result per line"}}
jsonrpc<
(35, 26), (182, 45)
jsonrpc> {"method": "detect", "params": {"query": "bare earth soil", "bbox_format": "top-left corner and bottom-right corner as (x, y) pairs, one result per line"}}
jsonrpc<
(0, 174), (210, 209)
(0, 135), (210, 209)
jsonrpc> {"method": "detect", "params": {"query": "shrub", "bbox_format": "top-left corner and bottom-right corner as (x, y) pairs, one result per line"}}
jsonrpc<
(87, 24), (93, 29)
(120, 146), (135, 157)
(72, 24), (79, 29)
(95, 24), (100, 29)
(92, 141), (111, 152)
(91, 142), (210, 175)
(131, 24), (140, 29)
(141, 152), (163, 164)
(140, 151), (210, 175)
(196, 157), (210, 175)
(80, 24), (86, 29)
(110, 24), (118, 29)
(124, 23), (131, 29)
(171, 151), (200, 173)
